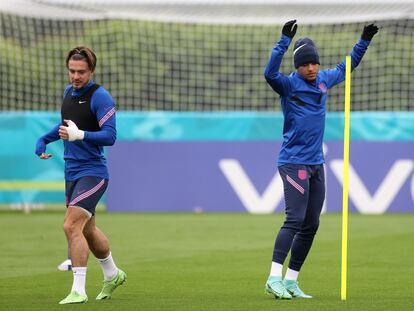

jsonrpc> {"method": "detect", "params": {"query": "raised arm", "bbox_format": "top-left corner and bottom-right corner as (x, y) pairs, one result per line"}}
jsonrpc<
(263, 20), (297, 96)
(324, 24), (379, 89)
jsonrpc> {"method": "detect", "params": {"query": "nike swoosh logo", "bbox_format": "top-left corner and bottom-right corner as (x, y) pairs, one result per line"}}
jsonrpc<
(293, 43), (307, 56)
(78, 100), (86, 104)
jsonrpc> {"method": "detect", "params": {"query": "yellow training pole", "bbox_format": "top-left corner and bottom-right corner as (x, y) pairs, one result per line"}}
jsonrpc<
(341, 55), (351, 301)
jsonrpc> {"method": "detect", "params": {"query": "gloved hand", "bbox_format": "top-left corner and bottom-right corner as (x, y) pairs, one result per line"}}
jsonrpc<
(361, 23), (379, 41)
(282, 20), (297, 38)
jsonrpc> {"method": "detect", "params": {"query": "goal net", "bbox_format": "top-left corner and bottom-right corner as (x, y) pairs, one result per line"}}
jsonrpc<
(1, 0), (413, 111)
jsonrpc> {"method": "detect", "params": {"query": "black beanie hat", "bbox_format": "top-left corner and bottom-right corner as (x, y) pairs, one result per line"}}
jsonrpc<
(293, 37), (320, 69)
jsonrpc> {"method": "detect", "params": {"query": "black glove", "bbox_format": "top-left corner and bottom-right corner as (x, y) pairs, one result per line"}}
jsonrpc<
(282, 20), (297, 38)
(361, 24), (379, 41)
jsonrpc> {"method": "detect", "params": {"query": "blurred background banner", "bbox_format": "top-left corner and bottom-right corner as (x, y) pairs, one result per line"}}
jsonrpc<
(0, 0), (413, 213)
(106, 139), (414, 214)
(1, 112), (413, 213)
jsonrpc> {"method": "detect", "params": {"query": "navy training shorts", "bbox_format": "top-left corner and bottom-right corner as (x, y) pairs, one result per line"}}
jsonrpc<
(65, 176), (108, 216)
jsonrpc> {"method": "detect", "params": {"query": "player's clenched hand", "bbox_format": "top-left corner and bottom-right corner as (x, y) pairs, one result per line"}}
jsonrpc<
(282, 20), (297, 38)
(59, 122), (69, 140)
(361, 23), (379, 41)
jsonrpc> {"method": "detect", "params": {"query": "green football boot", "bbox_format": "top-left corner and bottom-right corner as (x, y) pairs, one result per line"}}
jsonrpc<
(96, 269), (127, 300)
(283, 279), (312, 298)
(265, 276), (292, 299)
(59, 291), (88, 304)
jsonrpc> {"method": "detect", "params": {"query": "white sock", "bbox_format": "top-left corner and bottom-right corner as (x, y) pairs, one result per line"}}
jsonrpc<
(97, 252), (118, 281)
(71, 267), (87, 295)
(269, 261), (283, 278)
(284, 268), (299, 281)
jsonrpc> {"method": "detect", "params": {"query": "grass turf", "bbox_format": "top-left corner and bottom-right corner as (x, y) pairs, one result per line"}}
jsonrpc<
(1, 212), (414, 311)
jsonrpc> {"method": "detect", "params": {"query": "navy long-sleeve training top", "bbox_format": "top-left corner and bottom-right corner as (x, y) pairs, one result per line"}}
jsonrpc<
(35, 81), (116, 181)
(264, 34), (371, 166)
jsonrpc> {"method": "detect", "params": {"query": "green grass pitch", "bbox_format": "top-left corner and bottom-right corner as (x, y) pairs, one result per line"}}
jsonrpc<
(1, 212), (414, 311)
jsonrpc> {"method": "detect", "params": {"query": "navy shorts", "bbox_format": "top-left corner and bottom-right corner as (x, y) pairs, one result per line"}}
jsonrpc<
(65, 176), (108, 216)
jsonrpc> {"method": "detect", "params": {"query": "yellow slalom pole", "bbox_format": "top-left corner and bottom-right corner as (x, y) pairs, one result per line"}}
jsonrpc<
(341, 55), (351, 301)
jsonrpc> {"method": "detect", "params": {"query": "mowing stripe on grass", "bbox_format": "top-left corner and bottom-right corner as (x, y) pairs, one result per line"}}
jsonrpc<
(0, 181), (64, 191)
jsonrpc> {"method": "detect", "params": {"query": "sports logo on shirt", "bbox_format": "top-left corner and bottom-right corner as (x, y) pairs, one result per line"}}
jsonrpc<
(78, 100), (86, 104)
(319, 83), (327, 93)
